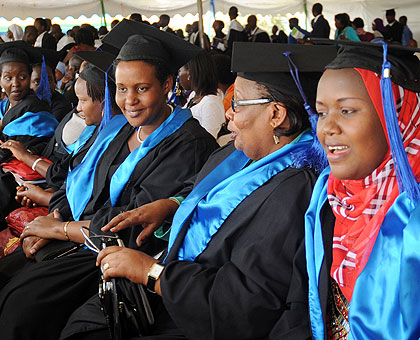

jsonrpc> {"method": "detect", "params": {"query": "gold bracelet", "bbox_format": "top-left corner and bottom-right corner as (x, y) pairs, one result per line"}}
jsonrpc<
(63, 221), (71, 241)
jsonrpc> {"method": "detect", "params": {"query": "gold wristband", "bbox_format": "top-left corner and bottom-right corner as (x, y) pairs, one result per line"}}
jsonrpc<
(63, 221), (71, 241)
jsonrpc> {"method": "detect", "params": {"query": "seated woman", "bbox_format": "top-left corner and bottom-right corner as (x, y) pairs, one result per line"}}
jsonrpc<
(305, 42), (420, 339)
(60, 43), (337, 339)
(0, 23), (217, 340)
(179, 51), (225, 138)
(334, 13), (360, 42)
(0, 42), (59, 220)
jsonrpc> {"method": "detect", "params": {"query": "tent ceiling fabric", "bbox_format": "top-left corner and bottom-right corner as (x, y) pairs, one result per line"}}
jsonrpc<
(0, 0), (418, 41)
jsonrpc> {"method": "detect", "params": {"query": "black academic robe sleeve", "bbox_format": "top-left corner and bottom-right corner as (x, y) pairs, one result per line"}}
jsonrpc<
(0, 94), (54, 163)
(89, 119), (219, 251)
(42, 32), (57, 50)
(160, 160), (317, 340)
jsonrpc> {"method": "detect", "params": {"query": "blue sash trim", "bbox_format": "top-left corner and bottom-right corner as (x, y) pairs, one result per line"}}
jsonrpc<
(304, 167), (330, 340)
(62, 125), (96, 155)
(66, 114), (128, 221)
(0, 99), (7, 119)
(306, 169), (420, 339)
(348, 187), (420, 339)
(3, 111), (58, 138)
(166, 130), (314, 263)
(109, 106), (192, 206)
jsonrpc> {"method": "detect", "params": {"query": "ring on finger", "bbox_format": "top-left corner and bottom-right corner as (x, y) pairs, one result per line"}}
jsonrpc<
(103, 263), (110, 270)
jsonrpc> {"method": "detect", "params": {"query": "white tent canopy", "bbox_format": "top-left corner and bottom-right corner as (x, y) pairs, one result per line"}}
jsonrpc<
(0, 0), (419, 40)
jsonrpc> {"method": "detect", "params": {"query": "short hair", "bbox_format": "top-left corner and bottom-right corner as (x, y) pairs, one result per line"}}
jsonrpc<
(111, 19), (120, 29)
(83, 77), (121, 113)
(160, 14), (170, 26)
(98, 26), (108, 36)
(35, 18), (48, 30)
(289, 18), (299, 26)
(257, 83), (311, 137)
(24, 25), (38, 35)
(229, 6), (239, 18)
(212, 54), (235, 86)
(399, 16), (408, 26)
(352, 17), (364, 29)
(214, 20), (225, 30)
(185, 51), (218, 97)
(75, 27), (95, 46)
(129, 13), (143, 22)
(312, 3), (323, 14)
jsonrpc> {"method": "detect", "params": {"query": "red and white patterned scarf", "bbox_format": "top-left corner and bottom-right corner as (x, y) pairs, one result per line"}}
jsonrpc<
(328, 68), (420, 302)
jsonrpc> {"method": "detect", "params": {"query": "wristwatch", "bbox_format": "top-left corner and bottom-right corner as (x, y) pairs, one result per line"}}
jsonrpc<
(146, 262), (165, 293)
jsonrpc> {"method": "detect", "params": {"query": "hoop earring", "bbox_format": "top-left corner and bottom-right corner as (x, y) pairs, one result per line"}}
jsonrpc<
(273, 134), (280, 145)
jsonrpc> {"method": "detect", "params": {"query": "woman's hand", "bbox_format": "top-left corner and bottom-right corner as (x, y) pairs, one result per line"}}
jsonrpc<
(20, 209), (66, 241)
(16, 184), (51, 207)
(101, 199), (180, 246)
(22, 236), (51, 258)
(0, 140), (29, 161)
(96, 246), (157, 285)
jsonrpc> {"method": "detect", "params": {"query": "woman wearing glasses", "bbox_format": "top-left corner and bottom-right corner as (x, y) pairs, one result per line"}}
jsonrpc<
(62, 44), (336, 339)
(0, 24), (218, 340)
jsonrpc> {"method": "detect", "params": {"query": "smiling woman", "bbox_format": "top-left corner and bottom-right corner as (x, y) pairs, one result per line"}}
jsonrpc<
(305, 41), (420, 340)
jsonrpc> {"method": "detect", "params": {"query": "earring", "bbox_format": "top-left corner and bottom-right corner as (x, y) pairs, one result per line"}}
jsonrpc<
(187, 75), (191, 80)
(273, 134), (280, 145)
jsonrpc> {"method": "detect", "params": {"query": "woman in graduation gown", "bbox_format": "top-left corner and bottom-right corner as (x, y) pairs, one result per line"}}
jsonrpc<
(61, 43), (337, 340)
(0, 27), (217, 340)
(305, 42), (420, 339)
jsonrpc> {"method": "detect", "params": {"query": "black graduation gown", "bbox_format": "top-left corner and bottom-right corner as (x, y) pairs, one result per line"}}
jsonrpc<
(385, 21), (404, 43)
(0, 93), (54, 163)
(50, 90), (73, 122)
(0, 118), (218, 340)
(62, 143), (316, 340)
(310, 15), (331, 39)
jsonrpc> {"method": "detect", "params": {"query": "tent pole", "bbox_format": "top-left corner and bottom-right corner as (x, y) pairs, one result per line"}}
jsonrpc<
(197, 0), (205, 49)
(303, 0), (308, 31)
(100, 0), (107, 27)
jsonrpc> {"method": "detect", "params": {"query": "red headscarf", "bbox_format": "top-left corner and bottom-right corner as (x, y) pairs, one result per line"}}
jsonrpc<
(327, 68), (420, 302)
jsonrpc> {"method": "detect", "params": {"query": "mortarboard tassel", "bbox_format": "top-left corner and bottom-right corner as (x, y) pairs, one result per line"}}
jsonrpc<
(98, 64), (113, 132)
(167, 73), (182, 106)
(283, 51), (328, 173)
(35, 55), (52, 103)
(379, 41), (420, 203)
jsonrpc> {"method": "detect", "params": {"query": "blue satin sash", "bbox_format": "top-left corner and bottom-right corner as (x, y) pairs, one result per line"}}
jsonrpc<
(109, 106), (192, 206)
(66, 114), (127, 221)
(62, 125), (96, 155)
(166, 130), (314, 263)
(3, 111), (58, 138)
(0, 99), (7, 119)
(305, 168), (420, 339)
(304, 167), (329, 340)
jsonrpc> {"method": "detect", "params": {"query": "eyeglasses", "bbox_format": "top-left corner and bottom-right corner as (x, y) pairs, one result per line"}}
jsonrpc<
(80, 226), (124, 253)
(230, 96), (273, 112)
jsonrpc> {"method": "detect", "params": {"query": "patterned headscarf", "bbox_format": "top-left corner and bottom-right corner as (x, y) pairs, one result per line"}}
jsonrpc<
(328, 68), (420, 301)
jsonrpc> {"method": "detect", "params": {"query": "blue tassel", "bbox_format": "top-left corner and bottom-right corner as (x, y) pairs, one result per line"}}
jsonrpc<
(35, 56), (52, 103)
(379, 41), (420, 203)
(98, 64), (113, 132)
(282, 51), (328, 172)
(167, 73), (181, 106)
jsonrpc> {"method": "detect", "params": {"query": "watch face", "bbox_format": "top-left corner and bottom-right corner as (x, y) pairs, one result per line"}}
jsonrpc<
(149, 263), (165, 279)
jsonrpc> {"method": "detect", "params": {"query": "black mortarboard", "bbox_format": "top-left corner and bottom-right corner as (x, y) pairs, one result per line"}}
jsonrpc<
(310, 38), (420, 92)
(311, 38), (420, 202)
(74, 50), (117, 84)
(385, 8), (396, 16)
(102, 19), (201, 73)
(0, 41), (39, 66)
(231, 42), (337, 99)
(32, 47), (60, 70)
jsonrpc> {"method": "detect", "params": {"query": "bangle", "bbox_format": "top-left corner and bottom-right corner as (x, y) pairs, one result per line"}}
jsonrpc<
(63, 221), (71, 241)
(31, 158), (43, 171)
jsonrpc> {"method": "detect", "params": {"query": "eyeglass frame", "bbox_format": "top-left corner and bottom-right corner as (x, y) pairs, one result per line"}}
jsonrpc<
(80, 226), (124, 253)
(230, 96), (273, 112)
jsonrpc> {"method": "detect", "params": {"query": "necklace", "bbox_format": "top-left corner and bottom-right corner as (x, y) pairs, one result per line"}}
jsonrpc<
(136, 127), (144, 144)
(135, 104), (174, 144)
